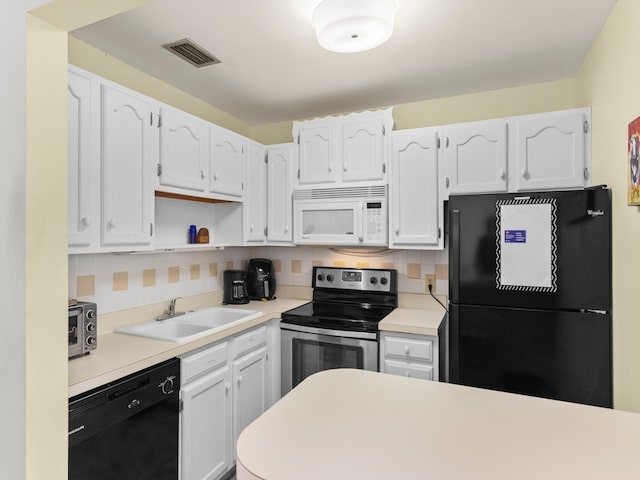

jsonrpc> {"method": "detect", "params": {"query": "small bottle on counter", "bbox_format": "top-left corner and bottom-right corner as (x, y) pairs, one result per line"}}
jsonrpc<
(189, 225), (197, 244)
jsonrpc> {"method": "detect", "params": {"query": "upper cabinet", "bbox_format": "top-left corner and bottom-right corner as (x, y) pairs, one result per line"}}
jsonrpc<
(244, 142), (268, 244)
(100, 84), (155, 247)
(158, 106), (208, 193)
(443, 108), (591, 198)
(390, 128), (443, 249)
(443, 119), (508, 196)
(293, 109), (393, 189)
(508, 108), (590, 192)
(68, 66), (156, 253)
(67, 67), (95, 249)
(209, 126), (246, 200)
(266, 143), (294, 244)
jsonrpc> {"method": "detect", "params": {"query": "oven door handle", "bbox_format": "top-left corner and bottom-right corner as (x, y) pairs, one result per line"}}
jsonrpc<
(280, 322), (377, 340)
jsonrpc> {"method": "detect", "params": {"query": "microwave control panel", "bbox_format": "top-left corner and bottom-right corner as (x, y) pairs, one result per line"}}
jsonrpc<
(364, 201), (386, 243)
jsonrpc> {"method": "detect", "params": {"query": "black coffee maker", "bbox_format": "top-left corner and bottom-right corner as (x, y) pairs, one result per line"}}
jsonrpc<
(246, 258), (276, 300)
(222, 270), (249, 304)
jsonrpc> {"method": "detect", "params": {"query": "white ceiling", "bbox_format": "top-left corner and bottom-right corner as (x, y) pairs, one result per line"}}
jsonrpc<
(71, 0), (616, 126)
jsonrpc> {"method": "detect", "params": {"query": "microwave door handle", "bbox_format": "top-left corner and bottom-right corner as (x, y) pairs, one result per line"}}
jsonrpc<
(359, 202), (365, 242)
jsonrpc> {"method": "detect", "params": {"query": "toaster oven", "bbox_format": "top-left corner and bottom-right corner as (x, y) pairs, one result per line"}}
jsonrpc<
(68, 301), (97, 358)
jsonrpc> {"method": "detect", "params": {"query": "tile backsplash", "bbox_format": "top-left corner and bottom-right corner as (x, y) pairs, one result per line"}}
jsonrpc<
(69, 246), (448, 314)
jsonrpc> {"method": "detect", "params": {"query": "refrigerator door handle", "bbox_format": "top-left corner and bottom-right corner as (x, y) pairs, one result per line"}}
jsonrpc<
(450, 209), (461, 303)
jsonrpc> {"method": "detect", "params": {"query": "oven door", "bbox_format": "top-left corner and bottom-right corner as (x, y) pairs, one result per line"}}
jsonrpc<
(280, 323), (378, 395)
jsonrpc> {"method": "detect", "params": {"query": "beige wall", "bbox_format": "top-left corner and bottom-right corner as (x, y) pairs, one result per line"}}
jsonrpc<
(575, 0), (640, 412)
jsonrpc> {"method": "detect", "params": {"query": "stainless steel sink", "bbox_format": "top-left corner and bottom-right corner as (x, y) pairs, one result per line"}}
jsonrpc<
(115, 307), (261, 343)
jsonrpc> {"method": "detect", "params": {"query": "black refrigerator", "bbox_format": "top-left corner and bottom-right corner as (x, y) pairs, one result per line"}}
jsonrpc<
(448, 186), (612, 408)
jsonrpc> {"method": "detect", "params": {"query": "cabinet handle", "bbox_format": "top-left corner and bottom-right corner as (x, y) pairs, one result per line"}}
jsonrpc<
(328, 164), (332, 173)
(225, 383), (231, 394)
(285, 225), (289, 233)
(445, 177), (450, 188)
(81, 216), (91, 227)
(404, 346), (410, 355)
(499, 170), (506, 181)
(521, 169), (530, 180)
(343, 163), (348, 172)
(395, 225), (400, 234)
(250, 224), (254, 232)
(405, 372), (410, 377)
(200, 170), (206, 179)
(237, 375), (243, 385)
(213, 172), (219, 181)
(107, 218), (116, 230)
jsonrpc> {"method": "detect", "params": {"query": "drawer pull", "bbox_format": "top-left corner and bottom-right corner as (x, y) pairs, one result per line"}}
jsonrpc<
(404, 346), (410, 355)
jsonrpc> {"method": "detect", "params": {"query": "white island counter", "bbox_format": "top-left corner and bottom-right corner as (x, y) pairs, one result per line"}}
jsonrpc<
(237, 369), (640, 479)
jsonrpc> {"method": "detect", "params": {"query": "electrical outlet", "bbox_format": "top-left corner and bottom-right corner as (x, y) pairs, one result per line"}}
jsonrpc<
(424, 275), (436, 293)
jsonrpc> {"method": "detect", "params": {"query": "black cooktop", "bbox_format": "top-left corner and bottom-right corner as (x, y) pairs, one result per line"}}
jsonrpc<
(281, 301), (395, 333)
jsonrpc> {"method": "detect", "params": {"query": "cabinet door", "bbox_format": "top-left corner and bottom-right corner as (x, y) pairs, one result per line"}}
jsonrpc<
(67, 68), (94, 247)
(510, 109), (588, 192)
(244, 142), (267, 244)
(297, 125), (339, 185)
(232, 346), (268, 460)
(210, 127), (245, 198)
(341, 119), (386, 183)
(101, 85), (154, 246)
(159, 107), (208, 192)
(390, 128), (442, 248)
(443, 119), (508, 195)
(181, 365), (232, 480)
(267, 144), (293, 243)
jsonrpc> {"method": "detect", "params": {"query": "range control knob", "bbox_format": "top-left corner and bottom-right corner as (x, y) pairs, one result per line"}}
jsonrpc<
(86, 336), (96, 345)
(159, 376), (176, 395)
(317, 274), (324, 282)
(370, 277), (378, 285)
(326, 274), (334, 282)
(86, 309), (96, 319)
(86, 323), (96, 332)
(380, 277), (388, 285)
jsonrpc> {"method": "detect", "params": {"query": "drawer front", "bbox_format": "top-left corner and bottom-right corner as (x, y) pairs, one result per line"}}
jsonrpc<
(384, 335), (433, 362)
(180, 341), (229, 384)
(234, 325), (267, 357)
(384, 360), (434, 381)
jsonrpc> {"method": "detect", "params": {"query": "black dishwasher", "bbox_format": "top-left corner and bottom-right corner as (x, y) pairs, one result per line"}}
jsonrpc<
(68, 357), (180, 479)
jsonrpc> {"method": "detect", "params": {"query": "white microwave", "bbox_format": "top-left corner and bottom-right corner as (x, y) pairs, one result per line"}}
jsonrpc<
(293, 186), (387, 246)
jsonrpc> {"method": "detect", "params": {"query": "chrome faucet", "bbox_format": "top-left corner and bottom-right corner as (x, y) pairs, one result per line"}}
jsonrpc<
(156, 297), (185, 321)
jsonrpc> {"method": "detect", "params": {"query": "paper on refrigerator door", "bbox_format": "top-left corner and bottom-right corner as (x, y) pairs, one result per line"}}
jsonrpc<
(496, 198), (557, 292)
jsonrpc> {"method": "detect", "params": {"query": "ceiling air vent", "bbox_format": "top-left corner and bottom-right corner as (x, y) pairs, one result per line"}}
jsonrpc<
(162, 38), (221, 68)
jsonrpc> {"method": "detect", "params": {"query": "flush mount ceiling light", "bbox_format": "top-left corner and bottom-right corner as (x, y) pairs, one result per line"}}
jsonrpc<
(312, 0), (398, 53)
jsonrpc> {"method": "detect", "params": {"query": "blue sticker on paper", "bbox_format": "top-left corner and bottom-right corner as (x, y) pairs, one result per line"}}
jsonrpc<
(504, 230), (526, 243)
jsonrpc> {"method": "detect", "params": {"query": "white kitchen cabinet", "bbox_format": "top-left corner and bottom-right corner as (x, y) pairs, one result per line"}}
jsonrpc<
(267, 143), (294, 244)
(180, 363), (232, 480)
(180, 324), (273, 480)
(380, 331), (439, 381)
(509, 107), (591, 192)
(209, 126), (245, 199)
(389, 127), (443, 249)
(231, 326), (269, 463)
(67, 66), (96, 249)
(341, 117), (387, 183)
(100, 83), (156, 248)
(293, 108), (392, 188)
(443, 119), (508, 197)
(297, 124), (338, 186)
(158, 106), (208, 193)
(244, 142), (268, 244)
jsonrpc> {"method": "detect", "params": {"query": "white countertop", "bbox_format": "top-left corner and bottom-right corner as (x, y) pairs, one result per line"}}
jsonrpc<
(68, 298), (307, 397)
(379, 305), (446, 336)
(237, 369), (640, 480)
(69, 294), (447, 398)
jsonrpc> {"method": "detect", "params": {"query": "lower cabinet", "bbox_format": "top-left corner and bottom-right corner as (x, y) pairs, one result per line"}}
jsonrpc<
(379, 331), (440, 382)
(179, 324), (272, 480)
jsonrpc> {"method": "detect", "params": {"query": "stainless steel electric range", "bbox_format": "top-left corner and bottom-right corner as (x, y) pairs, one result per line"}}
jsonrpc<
(280, 266), (397, 395)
